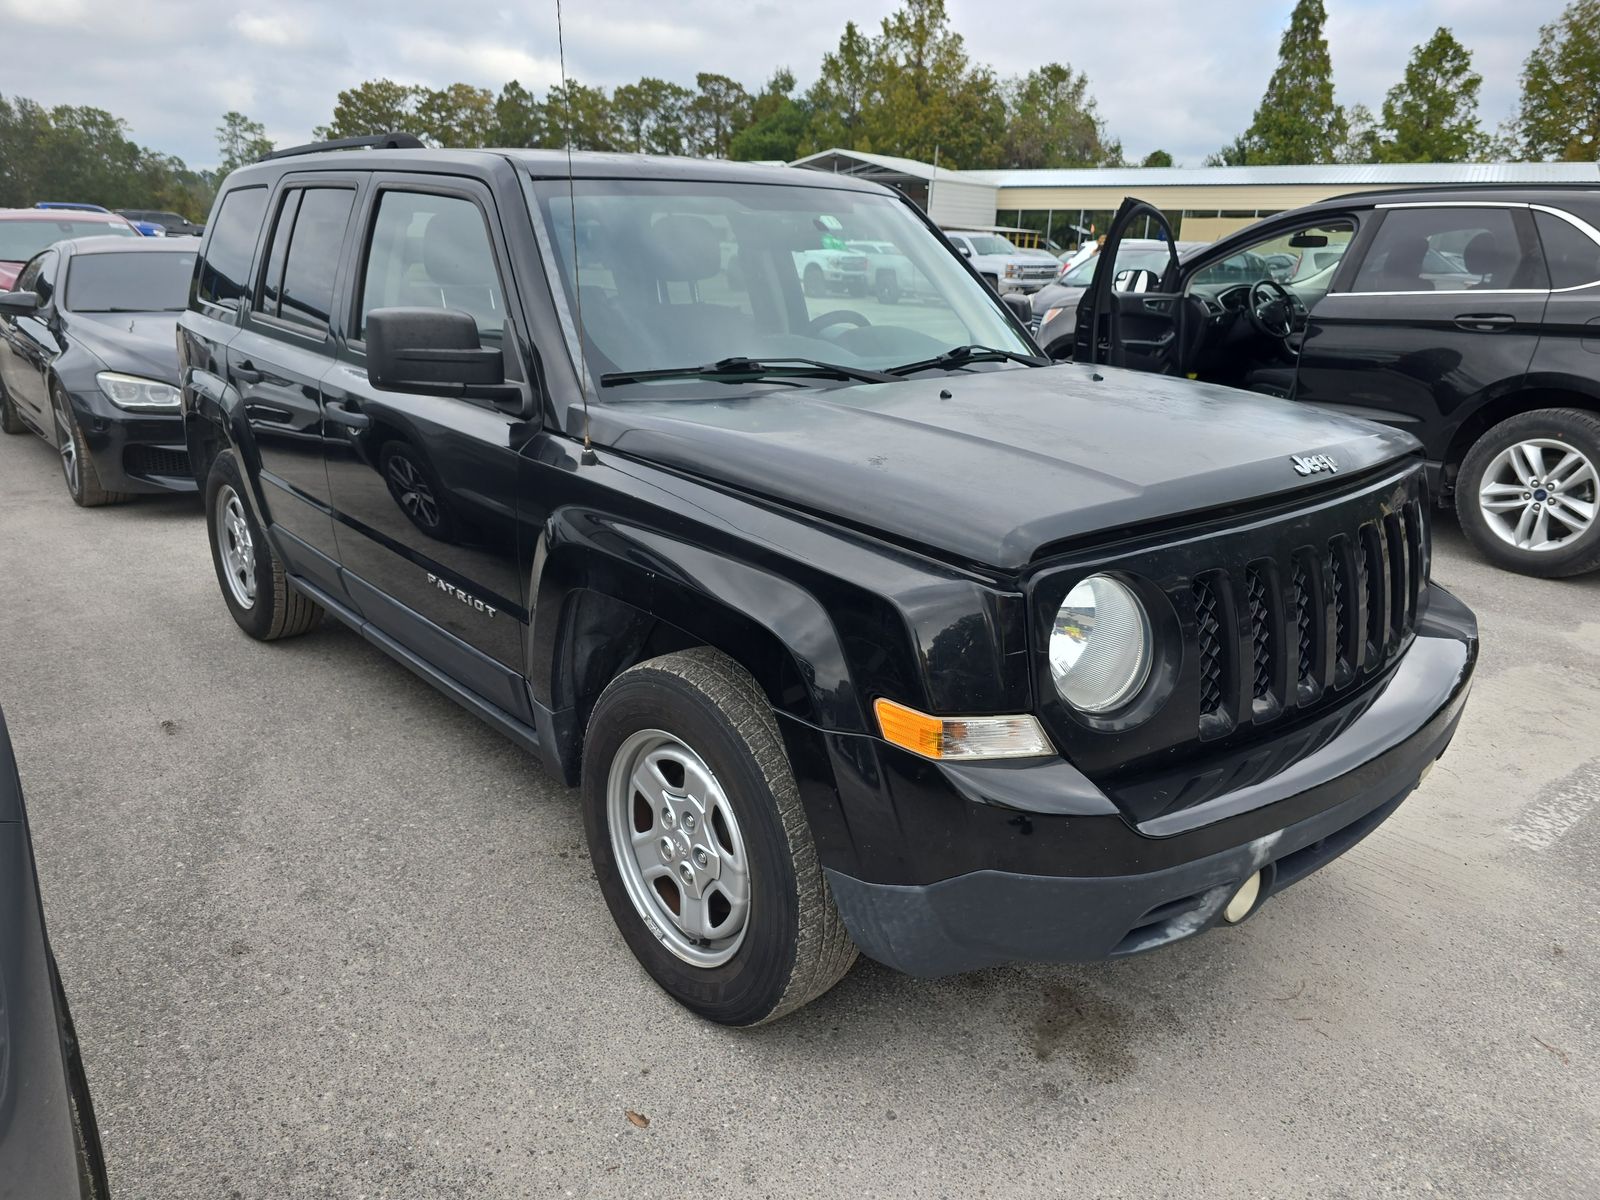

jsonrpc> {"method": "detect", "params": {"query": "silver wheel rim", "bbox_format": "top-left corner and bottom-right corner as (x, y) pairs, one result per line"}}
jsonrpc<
(1479, 438), (1597, 552)
(386, 453), (439, 528)
(53, 400), (78, 494)
(606, 728), (751, 968)
(215, 484), (258, 608)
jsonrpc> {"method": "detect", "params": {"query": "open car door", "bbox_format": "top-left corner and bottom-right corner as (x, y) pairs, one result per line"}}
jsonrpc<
(1073, 197), (1191, 374)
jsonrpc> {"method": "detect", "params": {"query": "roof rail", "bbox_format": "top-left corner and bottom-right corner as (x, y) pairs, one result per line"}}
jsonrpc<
(256, 132), (425, 162)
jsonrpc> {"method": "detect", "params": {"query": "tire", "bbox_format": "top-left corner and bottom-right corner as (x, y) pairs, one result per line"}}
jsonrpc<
(204, 450), (324, 640)
(51, 386), (129, 507)
(1455, 408), (1600, 578)
(875, 271), (900, 305)
(0, 380), (24, 434)
(582, 648), (857, 1025)
(379, 440), (459, 542)
(803, 264), (826, 298)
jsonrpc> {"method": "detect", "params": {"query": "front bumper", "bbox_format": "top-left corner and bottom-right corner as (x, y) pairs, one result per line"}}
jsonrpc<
(66, 388), (195, 494)
(805, 584), (1477, 977)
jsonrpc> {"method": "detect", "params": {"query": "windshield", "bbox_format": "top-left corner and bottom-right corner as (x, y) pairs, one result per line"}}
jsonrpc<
(66, 251), (195, 312)
(0, 219), (137, 263)
(963, 234), (1019, 256)
(1062, 247), (1174, 287)
(531, 177), (1031, 394)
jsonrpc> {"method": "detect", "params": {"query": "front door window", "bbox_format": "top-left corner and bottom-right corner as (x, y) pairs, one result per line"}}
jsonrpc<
(1189, 221), (1356, 303)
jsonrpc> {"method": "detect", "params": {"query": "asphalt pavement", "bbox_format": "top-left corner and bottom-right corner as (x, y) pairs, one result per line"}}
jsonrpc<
(1, 424), (1596, 1199)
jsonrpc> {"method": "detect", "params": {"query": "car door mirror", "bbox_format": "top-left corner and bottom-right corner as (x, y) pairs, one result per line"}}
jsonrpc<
(0, 290), (41, 316)
(366, 307), (513, 404)
(958, 245), (972, 258)
(1000, 293), (1033, 325)
(1114, 268), (1159, 294)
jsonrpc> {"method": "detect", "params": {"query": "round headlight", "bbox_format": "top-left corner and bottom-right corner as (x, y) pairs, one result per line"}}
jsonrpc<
(1049, 575), (1152, 714)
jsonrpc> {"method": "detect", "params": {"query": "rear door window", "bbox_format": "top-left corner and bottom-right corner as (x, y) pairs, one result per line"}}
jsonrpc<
(277, 188), (356, 330)
(1534, 210), (1600, 290)
(196, 186), (268, 311)
(1351, 207), (1546, 293)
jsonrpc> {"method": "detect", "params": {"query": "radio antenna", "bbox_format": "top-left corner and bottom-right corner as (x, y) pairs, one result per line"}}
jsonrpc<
(555, 0), (597, 465)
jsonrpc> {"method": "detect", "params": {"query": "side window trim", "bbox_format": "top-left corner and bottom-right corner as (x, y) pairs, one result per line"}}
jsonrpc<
(1530, 203), (1600, 293)
(344, 177), (514, 357)
(1343, 203), (1551, 297)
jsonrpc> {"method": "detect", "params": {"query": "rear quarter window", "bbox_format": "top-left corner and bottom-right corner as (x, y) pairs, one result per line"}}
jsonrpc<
(196, 186), (268, 311)
(1535, 210), (1600, 289)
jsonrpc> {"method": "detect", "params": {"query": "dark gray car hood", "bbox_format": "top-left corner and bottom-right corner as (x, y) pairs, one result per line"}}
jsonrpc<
(68, 311), (181, 385)
(599, 363), (1419, 572)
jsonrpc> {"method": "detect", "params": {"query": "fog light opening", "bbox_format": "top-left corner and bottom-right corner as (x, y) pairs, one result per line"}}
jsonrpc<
(1223, 870), (1263, 924)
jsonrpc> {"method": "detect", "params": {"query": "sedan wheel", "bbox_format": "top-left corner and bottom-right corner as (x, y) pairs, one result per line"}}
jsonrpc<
(1478, 438), (1596, 552)
(53, 397), (80, 498)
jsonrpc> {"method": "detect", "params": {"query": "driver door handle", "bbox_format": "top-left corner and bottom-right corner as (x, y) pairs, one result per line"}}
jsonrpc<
(233, 362), (262, 384)
(1454, 313), (1514, 332)
(325, 400), (370, 430)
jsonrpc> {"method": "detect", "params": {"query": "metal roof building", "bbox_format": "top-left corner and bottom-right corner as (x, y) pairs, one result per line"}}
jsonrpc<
(791, 151), (1600, 243)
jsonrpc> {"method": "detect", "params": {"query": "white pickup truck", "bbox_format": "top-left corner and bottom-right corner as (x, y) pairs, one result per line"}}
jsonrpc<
(944, 231), (1059, 295)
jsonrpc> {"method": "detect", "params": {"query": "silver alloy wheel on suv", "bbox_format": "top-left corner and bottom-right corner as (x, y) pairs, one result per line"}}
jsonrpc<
(214, 484), (257, 607)
(1478, 437), (1597, 551)
(606, 728), (751, 968)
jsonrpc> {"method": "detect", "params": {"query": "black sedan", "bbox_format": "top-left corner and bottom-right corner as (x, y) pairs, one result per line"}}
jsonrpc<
(0, 704), (111, 1197)
(0, 236), (196, 506)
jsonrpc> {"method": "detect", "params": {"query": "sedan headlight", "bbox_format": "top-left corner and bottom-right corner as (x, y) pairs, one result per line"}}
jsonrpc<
(1049, 574), (1152, 714)
(96, 371), (180, 411)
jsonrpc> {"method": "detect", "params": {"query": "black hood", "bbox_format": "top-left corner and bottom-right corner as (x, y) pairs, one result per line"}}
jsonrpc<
(599, 363), (1420, 571)
(66, 311), (181, 385)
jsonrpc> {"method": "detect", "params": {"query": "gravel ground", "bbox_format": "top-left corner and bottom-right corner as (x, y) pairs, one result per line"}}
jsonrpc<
(1, 424), (1596, 1199)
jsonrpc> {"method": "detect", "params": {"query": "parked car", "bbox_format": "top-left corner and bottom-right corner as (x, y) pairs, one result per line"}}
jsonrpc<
(1031, 238), (1206, 349)
(943, 230), (1058, 294)
(0, 704), (111, 1199)
(33, 202), (111, 213)
(792, 245), (869, 296)
(0, 236), (198, 505)
(119, 209), (204, 238)
(179, 138), (1476, 1025)
(1079, 188), (1600, 577)
(0, 209), (140, 289)
(845, 239), (937, 303)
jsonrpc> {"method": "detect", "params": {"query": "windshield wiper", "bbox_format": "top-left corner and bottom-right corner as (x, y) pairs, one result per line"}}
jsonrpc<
(600, 356), (896, 388)
(885, 344), (1050, 377)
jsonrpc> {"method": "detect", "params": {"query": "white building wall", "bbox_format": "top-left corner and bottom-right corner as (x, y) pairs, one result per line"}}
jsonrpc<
(927, 179), (998, 228)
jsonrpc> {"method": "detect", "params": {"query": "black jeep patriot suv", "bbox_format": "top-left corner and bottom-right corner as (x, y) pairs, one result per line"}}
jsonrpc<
(178, 137), (1478, 1025)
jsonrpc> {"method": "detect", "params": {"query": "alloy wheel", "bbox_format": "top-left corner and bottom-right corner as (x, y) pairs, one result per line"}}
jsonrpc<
(215, 484), (258, 607)
(53, 399), (79, 495)
(606, 728), (751, 968)
(1478, 438), (1597, 552)
(386, 453), (440, 529)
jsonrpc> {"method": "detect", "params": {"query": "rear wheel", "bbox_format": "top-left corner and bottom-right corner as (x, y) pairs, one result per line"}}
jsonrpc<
(205, 450), (324, 639)
(875, 271), (901, 305)
(582, 649), (856, 1025)
(803, 264), (826, 297)
(1456, 408), (1600, 577)
(52, 387), (128, 507)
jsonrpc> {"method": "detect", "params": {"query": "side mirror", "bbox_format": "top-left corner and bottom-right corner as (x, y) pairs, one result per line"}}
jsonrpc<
(1114, 269), (1159, 294)
(0, 290), (41, 316)
(958, 246), (972, 258)
(1001, 293), (1033, 325)
(366, 307), (511, 402)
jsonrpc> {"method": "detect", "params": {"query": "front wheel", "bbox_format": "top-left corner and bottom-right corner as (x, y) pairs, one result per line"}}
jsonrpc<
(0, 381), (24, 434)
(582, 649), (856, 1025)
(52, 387), (128, 507)
(875, 271), (901, 305)
(204, 450), (324, 639)
(802, 264), (826, 298)
(1456, 408), (1600, 577)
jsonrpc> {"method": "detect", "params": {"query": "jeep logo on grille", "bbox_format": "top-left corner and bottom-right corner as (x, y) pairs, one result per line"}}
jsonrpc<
(1290, 453), (1339, 477)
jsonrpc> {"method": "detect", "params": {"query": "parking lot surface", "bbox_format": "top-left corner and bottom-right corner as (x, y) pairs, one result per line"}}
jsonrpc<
(1, 425), (1596, 1199)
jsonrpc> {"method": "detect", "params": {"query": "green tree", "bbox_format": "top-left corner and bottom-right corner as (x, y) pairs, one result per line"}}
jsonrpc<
(800, 21), (878, 153)
(415, 83), (496, 147)
(1140, 149), (1173, 167)
(1515, 0), (1600, 160)
(1337, 103), (1380, 163)
(1000, 63), (1121, 168)
(0, 95), (56, 206)
(688, 73), (752, 157)
(612, 77), (693, 154)
(492, 81), (544, 147)
(1372, 27), (1486, 162)
(1234, 0), (1347, 164)
(543, 80), (619, 150)
(216, 111), (272, 173)
(314, 79), (420, 140)
(864, 0), (1005, 168)
(730, 69), (809, 161)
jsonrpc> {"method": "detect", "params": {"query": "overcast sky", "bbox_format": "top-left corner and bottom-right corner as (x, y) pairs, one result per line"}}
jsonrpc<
(0, 0), (1567, 170)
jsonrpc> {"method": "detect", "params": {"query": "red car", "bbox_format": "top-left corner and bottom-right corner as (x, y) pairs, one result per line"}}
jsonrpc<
(0, 209), (140, 290)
